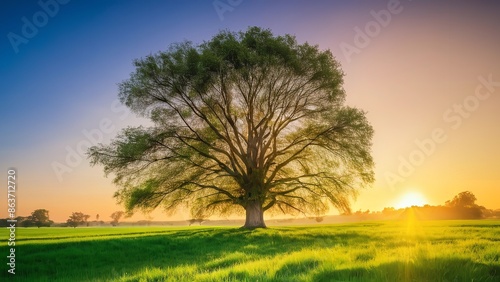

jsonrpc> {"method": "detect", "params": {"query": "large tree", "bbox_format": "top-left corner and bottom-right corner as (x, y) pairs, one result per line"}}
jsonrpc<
(89, 27), (374, 228)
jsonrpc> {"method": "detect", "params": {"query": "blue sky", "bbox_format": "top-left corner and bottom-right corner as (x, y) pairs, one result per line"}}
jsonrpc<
(1, 0), (350, 153)
(1, 0), (499, 221)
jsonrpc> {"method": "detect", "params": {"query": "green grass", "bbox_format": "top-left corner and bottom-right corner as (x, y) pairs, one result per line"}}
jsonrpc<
(1, 220), (500, 281)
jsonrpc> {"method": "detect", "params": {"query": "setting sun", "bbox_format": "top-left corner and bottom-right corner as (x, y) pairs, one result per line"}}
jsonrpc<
(395, 192), (428, 209)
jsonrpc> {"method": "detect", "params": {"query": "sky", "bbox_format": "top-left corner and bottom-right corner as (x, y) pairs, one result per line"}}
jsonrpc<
(1, 0), (499, 222)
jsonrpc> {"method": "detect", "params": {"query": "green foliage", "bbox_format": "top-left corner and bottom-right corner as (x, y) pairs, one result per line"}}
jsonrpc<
(2, 220), (499, 281)
(66, 212), (90, 228)
(88, 27), (374, 226)
(110, 211), (126, 226)
(446, 191), (478, 208)
(30, 209), (53, 228)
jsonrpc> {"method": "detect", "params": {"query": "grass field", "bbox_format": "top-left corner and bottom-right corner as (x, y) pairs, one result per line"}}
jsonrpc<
(1, 219), (500, 281)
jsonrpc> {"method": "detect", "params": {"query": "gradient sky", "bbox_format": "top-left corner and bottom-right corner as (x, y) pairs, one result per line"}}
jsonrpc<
(1, 0), (499, 222)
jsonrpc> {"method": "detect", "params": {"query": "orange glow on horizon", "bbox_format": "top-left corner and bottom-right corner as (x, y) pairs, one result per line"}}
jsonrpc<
(394, 191), (428, 209)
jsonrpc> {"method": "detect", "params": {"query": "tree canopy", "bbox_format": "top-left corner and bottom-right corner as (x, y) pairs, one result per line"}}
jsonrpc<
(110, 211), (125, 226)
(445, 191), (477, 208)
(30, 209), (52, 228)
(88, 27), (374, 228)
(66, 212), (90, 228)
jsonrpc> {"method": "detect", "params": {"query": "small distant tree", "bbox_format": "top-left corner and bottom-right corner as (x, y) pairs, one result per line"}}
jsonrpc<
(30, 209), (52, 228)
(110, 211), (125, 226)
(66, 212), (90, 228)
(444, 191), (484, 219)
(84, 214), (91, 226)
(188, 209), (207, 226)
(96, 214), (100, 221)
(445, 191), (477, 208)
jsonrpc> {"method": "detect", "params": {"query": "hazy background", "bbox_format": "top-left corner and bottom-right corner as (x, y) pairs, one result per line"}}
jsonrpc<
(1, 0), (499, 222)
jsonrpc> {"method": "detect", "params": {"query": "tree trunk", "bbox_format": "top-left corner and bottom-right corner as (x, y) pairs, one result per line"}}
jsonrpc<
(243, 200), (266, 228)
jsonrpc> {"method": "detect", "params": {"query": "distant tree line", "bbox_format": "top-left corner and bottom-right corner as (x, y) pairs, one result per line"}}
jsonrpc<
(1, 191), (498, 227)
(0, 209), (53, 228)
(0, 210), (127, 228)
(350, 191), (500, 220)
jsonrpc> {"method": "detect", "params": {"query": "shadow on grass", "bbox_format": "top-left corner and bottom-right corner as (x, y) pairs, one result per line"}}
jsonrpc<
(7, 226), (500, 281)
(7, 227), (372, 281)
